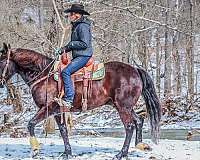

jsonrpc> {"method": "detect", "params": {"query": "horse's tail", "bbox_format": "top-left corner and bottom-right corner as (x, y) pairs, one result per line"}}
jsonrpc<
(137, 68), (161, 144)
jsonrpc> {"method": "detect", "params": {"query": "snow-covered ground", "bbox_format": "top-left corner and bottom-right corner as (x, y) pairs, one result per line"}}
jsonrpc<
(0, 136), (199, 160)
(1, 78), (200, 160)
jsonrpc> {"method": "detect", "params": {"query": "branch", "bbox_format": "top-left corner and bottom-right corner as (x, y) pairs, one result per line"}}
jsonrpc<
(52, 0), (64, 30)
(52, 0), (70, 47)
(101, 2), (192, 36)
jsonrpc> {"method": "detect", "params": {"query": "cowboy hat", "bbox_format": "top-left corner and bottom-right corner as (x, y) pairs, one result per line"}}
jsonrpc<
(64, 4), (90, 16)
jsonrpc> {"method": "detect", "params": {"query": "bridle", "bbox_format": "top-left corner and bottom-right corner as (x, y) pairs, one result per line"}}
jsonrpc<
(0, 47), (57, 88)
(0, 48), (11, 86)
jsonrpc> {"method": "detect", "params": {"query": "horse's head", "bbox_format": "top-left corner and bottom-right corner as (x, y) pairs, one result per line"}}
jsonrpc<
(0, 43), (16, 88)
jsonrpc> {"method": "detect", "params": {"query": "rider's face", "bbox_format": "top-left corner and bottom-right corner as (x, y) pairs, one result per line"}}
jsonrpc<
(65, 12), (81, 22)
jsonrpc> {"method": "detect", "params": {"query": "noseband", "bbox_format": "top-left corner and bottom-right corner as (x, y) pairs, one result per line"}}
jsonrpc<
(0, 49), (11, 85)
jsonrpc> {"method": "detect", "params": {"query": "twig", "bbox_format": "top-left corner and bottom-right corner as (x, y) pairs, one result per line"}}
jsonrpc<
(52, 0), (70, 47)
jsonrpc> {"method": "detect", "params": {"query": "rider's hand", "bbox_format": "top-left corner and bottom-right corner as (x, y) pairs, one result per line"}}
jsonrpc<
(54, 47), (64, 55)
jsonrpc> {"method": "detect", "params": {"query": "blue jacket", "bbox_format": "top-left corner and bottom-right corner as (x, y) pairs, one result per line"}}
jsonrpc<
(64, 16), (93, 58)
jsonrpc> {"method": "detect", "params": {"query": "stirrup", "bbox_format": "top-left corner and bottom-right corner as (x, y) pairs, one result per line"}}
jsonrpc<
(62, 100), (73, 108)
(54, 97), (63, 106)
(54, 98), (73, 110)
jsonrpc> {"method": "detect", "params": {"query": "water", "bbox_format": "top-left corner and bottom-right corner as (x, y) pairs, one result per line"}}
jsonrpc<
(72, 128), (200, 141)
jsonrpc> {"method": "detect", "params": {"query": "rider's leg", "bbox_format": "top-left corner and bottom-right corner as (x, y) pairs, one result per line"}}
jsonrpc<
(61, 56), (91, 103)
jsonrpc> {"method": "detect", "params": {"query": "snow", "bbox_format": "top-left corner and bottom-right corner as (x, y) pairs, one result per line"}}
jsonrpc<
(0, 137), (199, 160)
(0, 76), (199, 160)
(161, 113), (200, 130)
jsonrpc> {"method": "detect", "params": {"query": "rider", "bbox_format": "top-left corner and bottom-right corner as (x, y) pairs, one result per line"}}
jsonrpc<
(57, 4), (93, 107)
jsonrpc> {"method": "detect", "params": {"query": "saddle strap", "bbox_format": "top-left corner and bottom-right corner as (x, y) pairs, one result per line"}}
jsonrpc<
(81, 64), (94, 111)
(58, 66), (63, 97)
(82, 67), (89, 112)
(88, 64), (94, 98)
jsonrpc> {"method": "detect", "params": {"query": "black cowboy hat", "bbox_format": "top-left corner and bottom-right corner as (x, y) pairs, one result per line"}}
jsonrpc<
(64, 4), (90, 16)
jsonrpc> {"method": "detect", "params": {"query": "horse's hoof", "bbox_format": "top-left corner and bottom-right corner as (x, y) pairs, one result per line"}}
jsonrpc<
(58, 152), (73, 159)
(135, 142), (152, 151)
(112, 156), (119, 160)
(31, 149), (39, 158)
(112, 155), (122, 160)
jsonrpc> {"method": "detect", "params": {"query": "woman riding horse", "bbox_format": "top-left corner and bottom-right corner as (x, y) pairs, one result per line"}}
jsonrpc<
(55, 4), (93, 108)
(0, 5), (161, 160)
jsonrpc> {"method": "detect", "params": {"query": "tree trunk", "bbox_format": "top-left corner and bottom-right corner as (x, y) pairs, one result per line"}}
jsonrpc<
(186, 0), (194, 103)
(173, 0), (181, 96)
(138, 3), (148, 69)
(164, 0), (171, 97)
(156, 29), (161, 97)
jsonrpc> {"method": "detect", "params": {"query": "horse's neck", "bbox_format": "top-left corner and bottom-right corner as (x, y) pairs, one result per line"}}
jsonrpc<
(17, 68), (50, 86)
(13, 49), (53, 85)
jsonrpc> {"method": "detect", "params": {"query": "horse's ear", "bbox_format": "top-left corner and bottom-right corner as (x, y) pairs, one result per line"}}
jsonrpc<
(7, 44), (14, 58)
(0, 43), (8, 55)
(8, 44), (11, 49)
(2, 43), (8, 54)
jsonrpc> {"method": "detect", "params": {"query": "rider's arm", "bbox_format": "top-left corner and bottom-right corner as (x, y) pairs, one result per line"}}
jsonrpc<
(64, 23), (90, 52)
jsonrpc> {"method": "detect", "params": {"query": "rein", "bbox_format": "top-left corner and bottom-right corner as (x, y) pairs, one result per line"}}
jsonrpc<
(28, 58), (57, 89)
(6, 56), (57, 88)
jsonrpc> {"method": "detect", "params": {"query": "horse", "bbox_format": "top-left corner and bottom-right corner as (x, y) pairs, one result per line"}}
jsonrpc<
(0, 43), (161, 160)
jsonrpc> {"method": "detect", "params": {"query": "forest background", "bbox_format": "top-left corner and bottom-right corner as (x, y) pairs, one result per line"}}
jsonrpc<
(0, 0), (199, 136)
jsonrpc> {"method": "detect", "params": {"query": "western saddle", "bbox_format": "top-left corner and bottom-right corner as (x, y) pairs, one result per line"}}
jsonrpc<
(54, 53), (105, 112)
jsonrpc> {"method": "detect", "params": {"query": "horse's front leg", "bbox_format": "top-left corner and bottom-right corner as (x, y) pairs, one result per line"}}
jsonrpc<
(54, 113), (72, 158)
(27, 106), (48, 157)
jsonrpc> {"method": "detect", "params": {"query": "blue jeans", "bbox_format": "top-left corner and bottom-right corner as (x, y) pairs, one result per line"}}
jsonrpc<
(61, 56), (91, 102)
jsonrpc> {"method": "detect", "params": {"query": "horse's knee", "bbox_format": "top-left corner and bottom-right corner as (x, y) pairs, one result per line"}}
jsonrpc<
(27, 120), (36, 135)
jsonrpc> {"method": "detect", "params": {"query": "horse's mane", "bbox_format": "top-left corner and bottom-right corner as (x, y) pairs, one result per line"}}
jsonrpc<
(12, 48), (53, 72)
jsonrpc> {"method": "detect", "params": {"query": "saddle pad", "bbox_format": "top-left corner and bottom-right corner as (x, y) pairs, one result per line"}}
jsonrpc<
(91, 63), (105, 80)
(53, 63), (105, 82)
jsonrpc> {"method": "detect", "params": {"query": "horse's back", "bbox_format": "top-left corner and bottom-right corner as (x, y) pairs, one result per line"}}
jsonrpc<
(104, 61), (141, 80)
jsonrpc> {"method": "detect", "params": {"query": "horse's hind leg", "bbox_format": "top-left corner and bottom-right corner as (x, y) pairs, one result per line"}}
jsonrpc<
(132, 110), (144, 146)
(54, 114), (72, 158)
(113, 102), (135, 160)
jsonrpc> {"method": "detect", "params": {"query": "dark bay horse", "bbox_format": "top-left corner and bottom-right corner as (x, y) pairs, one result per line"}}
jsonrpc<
(0, 43), (161, 159)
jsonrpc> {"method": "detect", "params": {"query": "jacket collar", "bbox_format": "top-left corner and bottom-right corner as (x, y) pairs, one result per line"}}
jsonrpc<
(71, 16), (90, 29)
(71, 16), (84, 26)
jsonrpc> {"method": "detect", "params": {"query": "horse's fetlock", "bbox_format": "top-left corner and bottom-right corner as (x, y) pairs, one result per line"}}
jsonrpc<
(65, 144), (72, 151)
(28, 120), (36, 127)
(127, 123), (134, 130)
